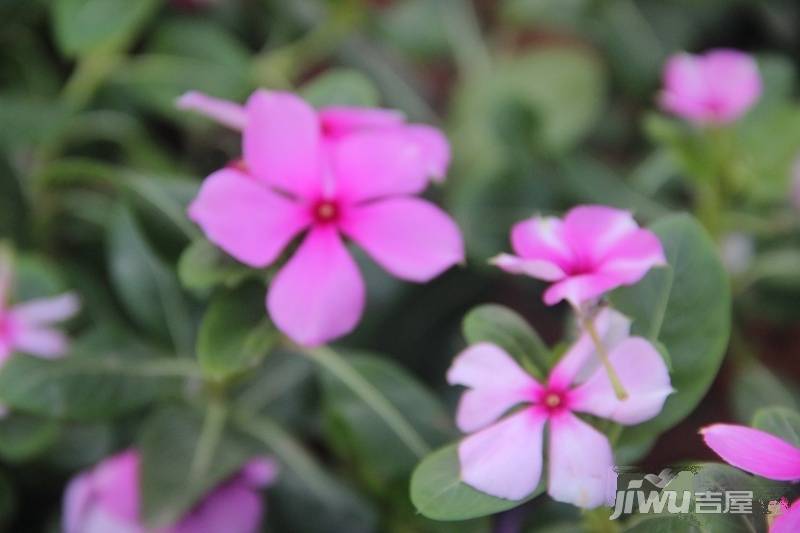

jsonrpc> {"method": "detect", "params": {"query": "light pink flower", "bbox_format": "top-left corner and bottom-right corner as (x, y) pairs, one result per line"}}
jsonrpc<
(63, 450), (278, 533)
(185, 91), (463, 346)
(448, 309), (672, 507)
(178, 90), (450, 182)
(0, 259), (79, 364)
(660, 49), (762, 125)
(702, 423), (800, 532)
(492, 205), (666, 307)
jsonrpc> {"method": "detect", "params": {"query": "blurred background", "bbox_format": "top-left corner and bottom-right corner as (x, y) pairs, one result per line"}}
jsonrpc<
(3, 0), (800, 531)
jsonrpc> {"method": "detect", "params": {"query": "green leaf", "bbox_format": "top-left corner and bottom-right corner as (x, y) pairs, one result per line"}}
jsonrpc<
(623, 515), (701, 532)
(752, 406), (800, 447)
(610, 214), (731, 458)
(410, 442), (544, 521)
(0, 414), (59, 462)
(139, 405), (253, 528)
(730, 360), (796, 424)
(197, 284), (277, 381)
(234, 411), (378, 533)
(301, 69), (380, 108)
(462, 304), (550, 378)
(319, 352), (453, 488)
(51, 0), (159, 57)
(178, 239), (253, 293)
(107, 205), (195, 354)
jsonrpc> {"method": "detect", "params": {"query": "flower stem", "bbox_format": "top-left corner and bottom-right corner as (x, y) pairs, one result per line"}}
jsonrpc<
(581, 314), (628, 401)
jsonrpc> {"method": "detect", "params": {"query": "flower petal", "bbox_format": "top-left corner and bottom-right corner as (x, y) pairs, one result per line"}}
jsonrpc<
(10, 293), (80, 326)
(701, 424), (800, 481)
(177, 91), (247, 130)
(562, 206), (638, 265)
(267, 227), (365, 346)
(332, 130), (428, 202)
(570, 337), (673, 425)
(240, 457), (279, 488)
(447, 343), (542, 433)
(187, 168), (311, 268)
(319, 106), (405, 137)
(490, 253), (565, 282)
(510, 216), (573, 269)
(172, 483), (263, 533)
(243, 90), (322, 197)
(547, 412), (614, 509)
(12, 327), (70, 358)
(543, 273), (624, 307)
(340, 197), (463, 282)
(772, 498), (800, 533)
(596, 229), (666, 284)
(458, 407), (546, 500)
(63, 472), (94, 533)
(404, 125), (450, 182)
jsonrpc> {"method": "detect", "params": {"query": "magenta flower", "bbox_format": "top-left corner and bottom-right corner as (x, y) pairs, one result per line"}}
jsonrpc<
(184, 91), (463, 346)
(63, 450), (278, 533)
(702, 424), (800, 532)
(660, 49), (762, 125)
(448, 309), (672, 507)
(492, 205), (665, 307)
(0, 259), (79, 363)
(178, 90), (450, 183)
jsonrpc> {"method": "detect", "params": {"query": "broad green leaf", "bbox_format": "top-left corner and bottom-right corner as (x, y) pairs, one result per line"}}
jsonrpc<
(731, 360), (796, 424)
(51, 0), (159, 57)
(610, 214), (731, 458)
(139, 405), (253, 528)
(752, 406), (800, 447)
(46, 423), (114, 471)
(178, 239), (253, 293)
(623, 515), (701, 532)
(462, 304), (550, 378)
(319, 352), (453, 488)
(107, 205), (194, 354)
(12, 254), (68, 302)
(410, 442), (545, 521)
(234, 412), (378, 533)
(0, 414), (59, 462)
(301, 69), (380, 107)
(197, 284), (277, 381)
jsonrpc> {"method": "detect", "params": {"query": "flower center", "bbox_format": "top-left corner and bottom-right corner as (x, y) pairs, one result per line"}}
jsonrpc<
(544, 393), (561, 408)
(312, 200), (340, 224)
(537, 388), (569, 415)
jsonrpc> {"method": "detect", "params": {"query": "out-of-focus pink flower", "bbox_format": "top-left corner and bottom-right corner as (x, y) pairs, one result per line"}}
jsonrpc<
(178, 91), (450, 182)
(660, 49), (762, 125)
(702, 423), (800, 532)
(63, 450), (278, 533)
(448, 309), (672, 507)
(492, 205), (665, 307)
(184, 91), (463, 346)
(0, 256), (79, 364)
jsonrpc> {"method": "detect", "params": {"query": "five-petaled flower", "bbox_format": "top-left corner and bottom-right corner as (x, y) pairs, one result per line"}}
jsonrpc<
(63, 450), (278, 533)
(702, 423), (800, 532)
(492, 205), (665, 307)
(447, 309), (673, 507)
(182, 90), (464, 346)
(660, 49), (762, 125)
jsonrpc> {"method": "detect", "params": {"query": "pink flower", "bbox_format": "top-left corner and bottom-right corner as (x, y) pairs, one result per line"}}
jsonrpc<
(492, 205), (666, 307)
(177, 90), (450, 182)
(63, 450), (278, 533)
(660, 49), (762, 125)
(0, 259), (79, 364)
(702, 424), (800, 532)
(448, 309), (672, 507)
(184, 91), (463, 346)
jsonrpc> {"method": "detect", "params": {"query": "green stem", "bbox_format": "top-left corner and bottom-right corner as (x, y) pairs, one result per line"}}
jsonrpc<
(190, 396), (227, 483)
(581, 313), (628, 400)
(303, 345), (430, 458)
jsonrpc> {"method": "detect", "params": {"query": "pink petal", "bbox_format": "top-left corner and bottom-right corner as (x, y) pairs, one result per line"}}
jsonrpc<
(339, 197), (464, 282)
(547, 412), (614, 509)
(490, 253), (565, 282)
(543, 273), (624, 307)
(267, 227), (364, 346)
(595, 229), (666, 284)
(569, 337), (673, 425)
(562, 206), (638, 265)
(701, 424), (800, 481)
(243, 90), (322, 198)
(510, 216), (573, 270)
(177, 91), (247, 130)
(172, 483), (263, 533)
(12, 327), (70, 358)
(703, 49), (761, 123)
(447, 343), (542, 433)
(63, 472), (95, 533)
(331, 130), (428, 202)
(187, 168), (311, 268)
(92, 450), (141, 523)
(319, 106), (405, 138)
(404, 124), (450, 182)
(772, 498), (800, 533)
(661, 53), (707, 121)
(240, 457), (279, 488)
(10, 292), (80, 326)
(458, 407), (546, 500)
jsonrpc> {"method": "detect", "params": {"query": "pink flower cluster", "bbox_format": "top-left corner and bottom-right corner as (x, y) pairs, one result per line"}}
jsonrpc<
(63, 450), (278, 533)
(180, 90), (462, 346)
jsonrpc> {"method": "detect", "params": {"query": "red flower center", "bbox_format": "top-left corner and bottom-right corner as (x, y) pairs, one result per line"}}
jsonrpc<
(536, 387), (569, 415)
(312, 200), (340, 224)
